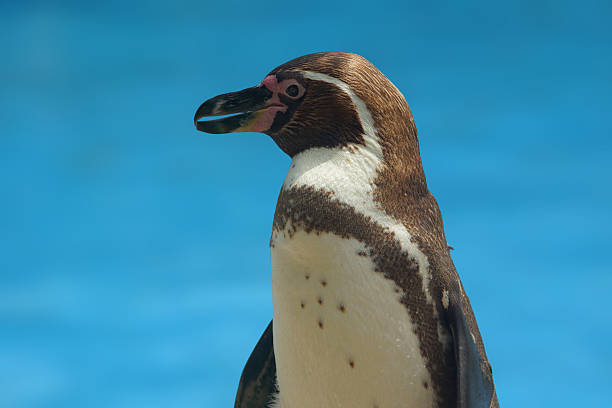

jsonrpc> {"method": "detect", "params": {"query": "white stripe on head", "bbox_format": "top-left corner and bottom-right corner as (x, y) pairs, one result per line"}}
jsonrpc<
(302, 71), (382, 161)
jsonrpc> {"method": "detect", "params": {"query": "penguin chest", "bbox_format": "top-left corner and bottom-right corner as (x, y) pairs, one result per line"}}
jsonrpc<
(270, 226), (434, 408)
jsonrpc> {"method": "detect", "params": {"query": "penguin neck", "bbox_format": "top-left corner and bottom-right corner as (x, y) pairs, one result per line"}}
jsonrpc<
(283, 144), (375, 198)
(282, 142), (426, 217)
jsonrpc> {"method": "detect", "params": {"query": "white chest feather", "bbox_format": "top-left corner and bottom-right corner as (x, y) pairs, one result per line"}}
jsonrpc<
(269, 144), (436, 408)
(271, 227), (433, 408)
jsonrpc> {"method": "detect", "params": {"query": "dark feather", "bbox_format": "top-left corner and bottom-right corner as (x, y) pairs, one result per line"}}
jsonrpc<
(448, 295), (497, 408)
(234, 321), (277, 408)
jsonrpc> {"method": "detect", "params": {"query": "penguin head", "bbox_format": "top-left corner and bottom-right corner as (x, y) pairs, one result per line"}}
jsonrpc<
(194, 52), (416, 158)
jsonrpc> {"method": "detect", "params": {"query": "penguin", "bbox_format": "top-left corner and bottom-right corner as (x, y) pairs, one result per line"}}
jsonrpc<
(194, 52), (499, 408)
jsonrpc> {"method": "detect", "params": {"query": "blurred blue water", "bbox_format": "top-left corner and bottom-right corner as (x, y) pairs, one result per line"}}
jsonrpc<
(1, 1), (611, 407)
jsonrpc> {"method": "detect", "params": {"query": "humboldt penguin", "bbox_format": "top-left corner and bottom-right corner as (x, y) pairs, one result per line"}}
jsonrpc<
(194, 52), (498, 408)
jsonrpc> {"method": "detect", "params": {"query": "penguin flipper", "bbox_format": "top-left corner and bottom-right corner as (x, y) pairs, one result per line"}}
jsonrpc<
(448, 296), (497, 408)
(234, 320), (278, 408)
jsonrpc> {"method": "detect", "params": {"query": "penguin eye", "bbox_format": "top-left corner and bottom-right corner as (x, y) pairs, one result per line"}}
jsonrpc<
(285, 84), (299, 97)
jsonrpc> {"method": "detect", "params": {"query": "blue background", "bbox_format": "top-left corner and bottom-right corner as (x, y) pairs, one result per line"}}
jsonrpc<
(2, 1), (611, 407)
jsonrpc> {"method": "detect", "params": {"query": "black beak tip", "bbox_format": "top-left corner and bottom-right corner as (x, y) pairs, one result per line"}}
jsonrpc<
(194, 120), (215, 133)
(194, 85), (271, 134)
(194, 101), (212, 130)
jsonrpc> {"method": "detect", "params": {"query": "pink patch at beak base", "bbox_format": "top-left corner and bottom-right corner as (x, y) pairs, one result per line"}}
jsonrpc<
(237, 105), (287, 133)
(260, 75), (279, 90)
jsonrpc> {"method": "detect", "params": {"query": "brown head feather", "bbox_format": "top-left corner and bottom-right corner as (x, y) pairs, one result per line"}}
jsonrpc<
(269, 52), (428, 202)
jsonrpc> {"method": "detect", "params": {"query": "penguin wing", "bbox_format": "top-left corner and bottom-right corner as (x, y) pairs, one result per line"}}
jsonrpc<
(447, 295), (497, 408)
(234, 320), (278, 408)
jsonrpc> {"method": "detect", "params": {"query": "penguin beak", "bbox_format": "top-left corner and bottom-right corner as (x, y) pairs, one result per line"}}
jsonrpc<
(194, 86), (287, 134)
